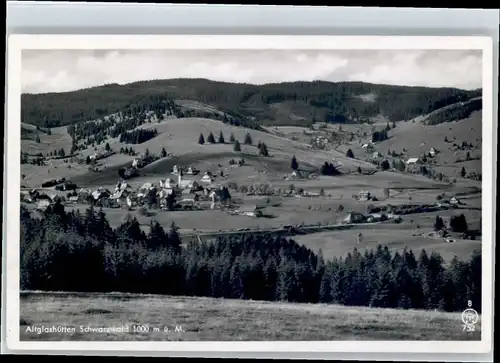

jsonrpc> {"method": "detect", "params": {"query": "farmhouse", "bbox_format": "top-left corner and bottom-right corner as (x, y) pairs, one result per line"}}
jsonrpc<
(186, 166), (199, 175)
(140, 182), (155, 192)
(126, 196), (134, 208)
(91, 188), (111, 201)
(372, 151), (382, 158)
(366, 213), (385, 223)
(160, 178), (177, 189)
(289, 170), (312, 180)
(110, 189), (129, 202)
(115, 181), (131, 192)
(200, 172), (215, 184)
(362, 143), (374, 150)
(77, 189), (91, 203)
(68, 195), (79, 203)
(132, 158), (140, 168)
(177, 170), (197, 190)
(358, 191), (372, 201)
(429, 148), (437, 157)
(406, 158), (420, 165)
(157, 188), (174, 199)
(36, 198), (51, 210)
(36, 194), (54, 209)
(343, 212), (366, 224)
(235, 205), (261, 217)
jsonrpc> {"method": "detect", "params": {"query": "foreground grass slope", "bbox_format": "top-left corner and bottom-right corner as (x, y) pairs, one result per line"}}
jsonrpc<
(20, 292), (481, 341)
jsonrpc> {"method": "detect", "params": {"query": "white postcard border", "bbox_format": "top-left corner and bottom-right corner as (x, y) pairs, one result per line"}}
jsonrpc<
(4, 34), (495, 354)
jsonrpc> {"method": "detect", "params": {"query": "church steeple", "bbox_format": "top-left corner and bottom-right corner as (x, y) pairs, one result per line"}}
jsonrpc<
(178, 168), (183, 185)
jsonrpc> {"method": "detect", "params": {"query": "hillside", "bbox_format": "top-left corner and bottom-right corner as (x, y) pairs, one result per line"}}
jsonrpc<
(21, 79), (481, 128)
(20, 291), (481, 341)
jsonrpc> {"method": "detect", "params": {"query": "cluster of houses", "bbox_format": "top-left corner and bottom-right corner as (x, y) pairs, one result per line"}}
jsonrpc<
(362, 141), (438, 166)
(23, 164), (250, 214)
(86, 166), (224, 210)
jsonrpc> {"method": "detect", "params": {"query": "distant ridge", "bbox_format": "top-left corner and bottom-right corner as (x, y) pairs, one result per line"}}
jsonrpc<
(21, 78), (482, 128)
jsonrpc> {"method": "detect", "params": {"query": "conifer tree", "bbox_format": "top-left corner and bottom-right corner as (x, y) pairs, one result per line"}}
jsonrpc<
(233, 139), (241, 152)
(218, 131), (225, 144)
(207, 132), (216, 144)
(244, 132), (253, 145)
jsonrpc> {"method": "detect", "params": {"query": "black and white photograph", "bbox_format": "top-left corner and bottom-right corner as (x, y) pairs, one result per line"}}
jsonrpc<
(4, 35), (494, 352)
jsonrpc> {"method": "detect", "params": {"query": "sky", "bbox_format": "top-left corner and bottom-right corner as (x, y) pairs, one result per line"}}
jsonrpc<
(21, 49), (482, 94)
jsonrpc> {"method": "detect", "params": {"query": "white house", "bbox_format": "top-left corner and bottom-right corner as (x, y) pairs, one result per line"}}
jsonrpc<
(126, 196), (134, 208)
(140, 182), (155, 192)
(362, 143), (374, 150)
(186, 166), (199, 175)
(366, 213), (383, 223)
(91, 188), (110, 201)
(429, 148), (437, 157)
(406, 158), (420, 165)
(36, 194), (53, 210)
(160, 178), (177, 189)
(111, 189), (129, 201)
(132, 158), (140, 168)
(200, 172), (215, 184)
(36, 198), (51, 210)
(115, 181), (130, 192)
(177, 170), (196, 190)
(372, 151), (382, 158)
(172, 165), (179, 174)
(157, 188), (174, 199)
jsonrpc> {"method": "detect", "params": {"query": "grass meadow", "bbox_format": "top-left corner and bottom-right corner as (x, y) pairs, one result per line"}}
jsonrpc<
(20, 292), (481, 341)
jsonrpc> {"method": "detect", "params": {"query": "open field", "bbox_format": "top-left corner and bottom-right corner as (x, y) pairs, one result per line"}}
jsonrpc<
(20, 292), (481, 341)
(21, 123), (73, 156)
(294, 224), (482, 263)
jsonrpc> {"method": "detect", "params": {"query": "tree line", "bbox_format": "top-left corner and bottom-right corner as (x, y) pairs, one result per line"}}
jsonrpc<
(20, 203), (481, 313)
(119, 129), (159, 144)
(21, 79), (482, 128)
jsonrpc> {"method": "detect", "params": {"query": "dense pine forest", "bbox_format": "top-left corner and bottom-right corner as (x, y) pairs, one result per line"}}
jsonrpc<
(20, 202), (481, 313)
(425, 97), (483, 125)
(21, 79), (482, 128)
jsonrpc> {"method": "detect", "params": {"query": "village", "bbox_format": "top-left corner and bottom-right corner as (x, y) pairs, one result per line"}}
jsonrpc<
(20, 148), (473, 244)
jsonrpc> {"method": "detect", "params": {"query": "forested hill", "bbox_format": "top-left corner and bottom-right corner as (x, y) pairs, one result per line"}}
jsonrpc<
(21, 78), (482, 128)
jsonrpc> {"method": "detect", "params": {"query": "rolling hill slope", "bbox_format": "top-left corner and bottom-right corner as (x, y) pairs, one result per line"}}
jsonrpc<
(21, 79), (482, 128)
